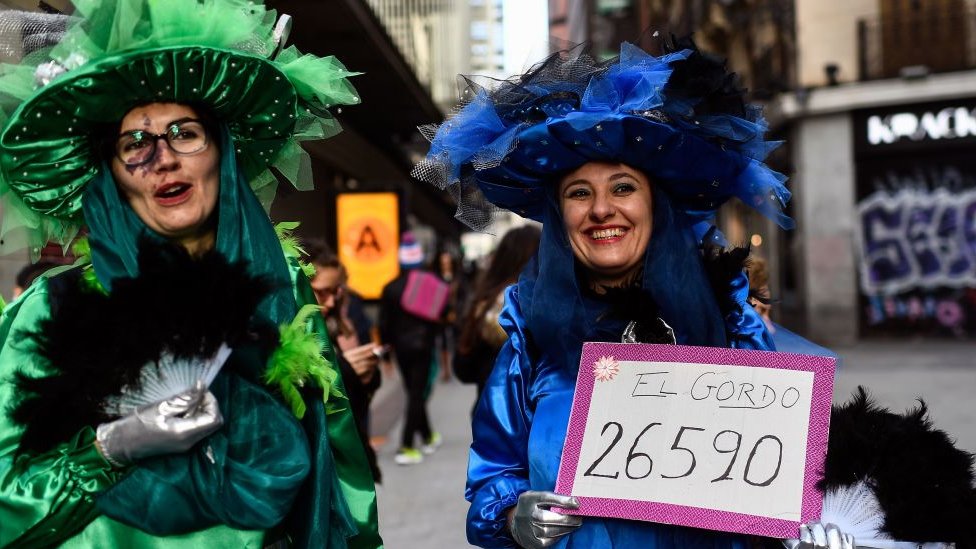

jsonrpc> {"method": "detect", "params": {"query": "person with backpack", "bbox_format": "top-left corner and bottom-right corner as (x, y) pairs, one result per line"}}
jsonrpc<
(379, 232), (447, 465)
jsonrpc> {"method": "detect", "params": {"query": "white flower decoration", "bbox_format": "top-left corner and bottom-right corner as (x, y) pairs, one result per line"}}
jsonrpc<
(592, 355), (620, 382)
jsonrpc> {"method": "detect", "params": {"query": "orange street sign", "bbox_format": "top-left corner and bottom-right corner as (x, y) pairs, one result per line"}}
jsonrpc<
(337, 193), (399, 299)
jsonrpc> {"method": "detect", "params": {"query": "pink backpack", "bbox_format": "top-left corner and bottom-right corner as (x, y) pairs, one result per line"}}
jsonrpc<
(400, 270), (450, 322)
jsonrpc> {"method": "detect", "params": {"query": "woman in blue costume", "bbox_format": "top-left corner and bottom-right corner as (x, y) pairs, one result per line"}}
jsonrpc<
(0, 1), (381, 547)
(413, 38), (849, 549)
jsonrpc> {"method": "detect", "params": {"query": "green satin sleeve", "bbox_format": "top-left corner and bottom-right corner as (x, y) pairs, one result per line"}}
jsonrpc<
(0, 279), (108, 547)
(0, 277), (268, 548)
(0, 427), (120, 548)
(287, 258), (383, 549)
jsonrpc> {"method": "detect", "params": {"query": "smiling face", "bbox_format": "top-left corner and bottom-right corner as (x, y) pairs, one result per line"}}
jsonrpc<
(110, 103), (220, 251)
(559, 161), (653, 287)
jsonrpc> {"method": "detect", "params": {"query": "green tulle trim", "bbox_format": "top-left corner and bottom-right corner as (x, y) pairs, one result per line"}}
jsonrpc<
(0, 185), (81, 261)
(0, 0), (360, 261)
(264, 304), (346, 419)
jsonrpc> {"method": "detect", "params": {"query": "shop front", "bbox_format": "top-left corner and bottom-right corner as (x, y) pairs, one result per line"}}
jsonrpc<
(853, 99), (976, 338)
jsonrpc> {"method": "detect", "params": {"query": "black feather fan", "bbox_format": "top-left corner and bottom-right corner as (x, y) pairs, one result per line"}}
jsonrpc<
(820, 387), (976, 546)
(11, 239), (280, 454)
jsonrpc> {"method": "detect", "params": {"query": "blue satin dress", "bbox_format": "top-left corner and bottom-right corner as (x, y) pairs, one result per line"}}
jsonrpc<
(466, 283), (774, 548)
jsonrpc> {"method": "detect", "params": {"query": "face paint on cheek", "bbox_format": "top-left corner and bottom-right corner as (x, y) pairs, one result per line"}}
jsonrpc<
(123, 146), (157, 175)
(139, 151), (158, 176)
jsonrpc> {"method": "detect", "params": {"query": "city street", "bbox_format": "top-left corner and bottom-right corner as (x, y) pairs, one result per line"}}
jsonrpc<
(372, 341), (975, 549)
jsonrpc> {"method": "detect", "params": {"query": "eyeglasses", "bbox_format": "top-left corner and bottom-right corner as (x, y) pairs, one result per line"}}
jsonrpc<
(115, 119), (209, 167)
(312, 284), (344, 302)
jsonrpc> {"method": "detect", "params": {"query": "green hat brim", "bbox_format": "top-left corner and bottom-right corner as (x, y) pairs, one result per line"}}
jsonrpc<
(0, 45), (298, 223)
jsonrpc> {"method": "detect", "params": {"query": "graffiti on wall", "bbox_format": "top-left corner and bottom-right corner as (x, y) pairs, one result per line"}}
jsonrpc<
(857, 187), (976, 295)
(856, 180), (976, 335)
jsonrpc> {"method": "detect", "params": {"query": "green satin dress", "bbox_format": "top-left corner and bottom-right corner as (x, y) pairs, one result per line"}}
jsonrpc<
(0, 129), (382, 548)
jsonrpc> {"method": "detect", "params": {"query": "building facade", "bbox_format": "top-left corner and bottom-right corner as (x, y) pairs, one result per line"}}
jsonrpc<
(781, 0), (976, 343)
(364, 0), (472, 110)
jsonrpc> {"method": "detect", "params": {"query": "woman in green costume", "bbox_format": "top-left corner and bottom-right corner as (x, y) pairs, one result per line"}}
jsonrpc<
(0, 1), (382, 547)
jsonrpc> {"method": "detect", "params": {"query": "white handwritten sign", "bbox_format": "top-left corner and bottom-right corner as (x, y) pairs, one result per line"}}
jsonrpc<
(555, 343), (836, 538)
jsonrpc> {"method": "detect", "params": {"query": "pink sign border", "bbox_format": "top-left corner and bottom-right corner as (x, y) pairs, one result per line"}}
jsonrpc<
(554, 342), (836, 539)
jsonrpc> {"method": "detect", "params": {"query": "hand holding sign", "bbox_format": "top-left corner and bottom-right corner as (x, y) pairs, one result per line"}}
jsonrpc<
(509, 491), (582, 549)
(556, 343), (836, 539)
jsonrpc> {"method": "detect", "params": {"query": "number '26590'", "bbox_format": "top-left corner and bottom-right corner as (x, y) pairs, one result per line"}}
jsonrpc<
(582, 421), (784, 487)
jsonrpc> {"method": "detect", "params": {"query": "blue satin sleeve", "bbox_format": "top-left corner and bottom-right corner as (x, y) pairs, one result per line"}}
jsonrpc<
(725, 271), (775, 351)
(466, 290), (531, 548)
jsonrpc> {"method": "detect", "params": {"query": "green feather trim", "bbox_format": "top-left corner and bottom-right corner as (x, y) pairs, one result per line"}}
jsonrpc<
(264, 303), (345, 418)
(79, 266), (108, 296)
(274, 221), (315, 278)
(70, 237), (91, 262)
(67, 237), (107, 295)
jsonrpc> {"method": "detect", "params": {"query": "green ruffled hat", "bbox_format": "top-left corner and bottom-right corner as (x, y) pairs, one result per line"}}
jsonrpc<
(0, 0), (359, 259)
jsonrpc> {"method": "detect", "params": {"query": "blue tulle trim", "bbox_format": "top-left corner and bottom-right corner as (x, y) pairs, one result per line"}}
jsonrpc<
(413, 41), (793, 230)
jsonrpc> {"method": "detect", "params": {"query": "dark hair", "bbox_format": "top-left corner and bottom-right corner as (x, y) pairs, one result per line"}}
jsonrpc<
(435, 247), (460, 277)
(457, 225), (541, 353)
(303, 238), (341, 269)
(302, 238), (354, 337)
(15, 260), (58, 290)
(96, 101), (222, 162)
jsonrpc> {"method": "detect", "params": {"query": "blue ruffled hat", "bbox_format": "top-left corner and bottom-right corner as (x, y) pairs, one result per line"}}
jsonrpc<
(412, 39), (792, 231)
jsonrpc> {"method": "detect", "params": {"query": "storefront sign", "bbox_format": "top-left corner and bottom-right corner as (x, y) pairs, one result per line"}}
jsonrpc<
(336, 193), (399, 299)
(855, 100), (976, 155)
(866, 106), (976, 145)
(555, 342), (835, 538)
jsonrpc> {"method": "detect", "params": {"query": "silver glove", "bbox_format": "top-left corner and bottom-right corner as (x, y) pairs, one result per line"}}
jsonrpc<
(509, 490), (582, 549)
(783, 522), (856, 549)
(96, 380), (223, 466)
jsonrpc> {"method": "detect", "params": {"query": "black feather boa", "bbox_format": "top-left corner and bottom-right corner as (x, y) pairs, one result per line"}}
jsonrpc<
(662, 34), (748, 119)
(12, 240), (281, 454)
(821, 388), (976, 546)
(699, 226), (753, 338)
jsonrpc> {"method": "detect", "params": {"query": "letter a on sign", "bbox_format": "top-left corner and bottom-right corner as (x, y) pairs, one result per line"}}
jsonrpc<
(337, 193), (399, 299)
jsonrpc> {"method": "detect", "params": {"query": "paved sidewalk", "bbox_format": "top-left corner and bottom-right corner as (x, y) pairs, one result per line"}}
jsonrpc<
(373, 368), (476, 549)
(832, 341), (976, 453)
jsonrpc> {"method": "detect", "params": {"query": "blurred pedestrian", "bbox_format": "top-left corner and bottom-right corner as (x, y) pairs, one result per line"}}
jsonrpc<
(379, 232), (444, 465)
(434, 247), (462, 381)
(307, 239), (384, 483)
(454, 225), (540, 410)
